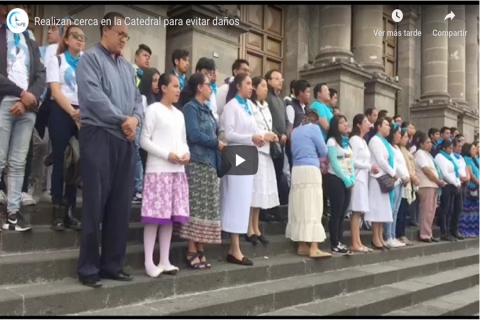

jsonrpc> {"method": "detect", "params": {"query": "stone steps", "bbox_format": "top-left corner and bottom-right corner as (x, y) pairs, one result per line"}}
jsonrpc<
(0, 227), (450, 286)
(72, 246), (479, 316)
(263, 264), (479, 316)
(386, 286), (479, 316)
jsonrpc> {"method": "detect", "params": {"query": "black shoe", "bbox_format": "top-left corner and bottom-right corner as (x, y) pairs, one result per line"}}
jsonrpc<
(226, 254), (253, 266)
(51, 205), (66, 231)
(440, 234), (455, 242)
(64, 206), (81, 230)
(80, 277), (103, 288)
(331, 245), (352, 256)
(99, 270), (133, 281)
(2, 212), (32, 232)
(452, 233), (465, 240)
(245, 234), (259, 245)
(257, 234), (269, 245)
(132, 193), (142, 204)
(431, 237), (440, 242)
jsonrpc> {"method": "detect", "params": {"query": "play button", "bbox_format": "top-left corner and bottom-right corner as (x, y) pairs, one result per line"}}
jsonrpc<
(219, 145), (259, 176)
(235, 154), (245, 166)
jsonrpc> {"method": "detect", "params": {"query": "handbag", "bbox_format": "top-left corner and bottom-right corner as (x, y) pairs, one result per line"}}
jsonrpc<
(258, 105), (282, 159)
(376, 174), (396, 193)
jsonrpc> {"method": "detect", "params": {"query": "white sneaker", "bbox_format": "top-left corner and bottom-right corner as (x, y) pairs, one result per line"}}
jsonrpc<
(21, 192), (37, 206)
(393, 239), (406, 247)
(0, 190), (6, 205)
(386, 238), (400, 248)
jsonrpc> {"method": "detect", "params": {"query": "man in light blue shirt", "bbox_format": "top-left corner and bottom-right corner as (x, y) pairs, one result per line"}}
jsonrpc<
(309, 83), (333, 140)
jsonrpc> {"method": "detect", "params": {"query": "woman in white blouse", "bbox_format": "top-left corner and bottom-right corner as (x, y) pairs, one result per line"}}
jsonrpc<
(367, 118), (397, 250)
(220, 73), (265, 266)
(247, 76), (279, 245)
(434, 139), (462, 242)
(140, 73), (190, 277)
(46, 24), (84, 231)
(349, 114), (378, 252)
(386, 124), (409, 248)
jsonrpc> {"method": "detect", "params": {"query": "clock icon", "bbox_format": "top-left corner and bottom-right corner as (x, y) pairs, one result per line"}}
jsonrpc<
(392, 9), (403, 23)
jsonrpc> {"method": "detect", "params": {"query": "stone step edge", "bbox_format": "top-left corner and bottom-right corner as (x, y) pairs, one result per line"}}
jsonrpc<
(385, 286), (480, 316)
(262, 264), (479, 317)
(76, 259), (480, 316)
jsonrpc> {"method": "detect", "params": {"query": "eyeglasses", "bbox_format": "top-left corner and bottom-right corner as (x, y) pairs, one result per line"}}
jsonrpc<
(68, 32), (86, 42)
(110, 29), (130, 41)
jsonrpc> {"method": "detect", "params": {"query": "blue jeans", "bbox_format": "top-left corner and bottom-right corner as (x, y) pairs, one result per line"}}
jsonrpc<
(133, 126), (143, 194)
(384, 184), (403, 240)
(0, 100), (36, 213)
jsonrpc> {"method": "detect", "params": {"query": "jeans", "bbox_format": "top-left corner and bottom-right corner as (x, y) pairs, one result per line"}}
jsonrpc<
(133, 126), (144, 194)
(0, 100), (36, 213)
(384, 184), (403, 240)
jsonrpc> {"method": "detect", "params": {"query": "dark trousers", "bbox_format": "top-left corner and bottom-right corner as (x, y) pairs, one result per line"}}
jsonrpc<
(48, 104), (78, 206)
(396, 198), (409, 238)
(140, 148), (147, 170)
(409, 194), (419, 225)
(438, 184), (460, 236)
(77, 126), (135, 280)
(326, 174), (352, 248)
(451, 184), (466, 235)
(322, 174), (329, 215)
(272, 148), (288, 205)
(0, 136), (33, 193)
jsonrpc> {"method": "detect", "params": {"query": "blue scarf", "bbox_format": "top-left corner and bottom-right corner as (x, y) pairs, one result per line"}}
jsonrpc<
(453, 152), (461, 160)
(341, 135), (349, 149)
(439, 150), (459, 178)
(235, 94), (252, 116)
(211, 82), (217, 95)
(376, 133), (395, 210)
(173, 69), (186, 90)
(435, 138), (444, 147)
(64, 50), (80, 71)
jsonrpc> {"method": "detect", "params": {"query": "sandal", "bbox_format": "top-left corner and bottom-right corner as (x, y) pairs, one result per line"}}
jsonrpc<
(197, 251), (212, 268)
(185, 253), (206, 270)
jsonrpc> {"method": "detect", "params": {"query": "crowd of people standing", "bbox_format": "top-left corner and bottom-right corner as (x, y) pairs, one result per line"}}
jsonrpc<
(0, 7), (478, 288)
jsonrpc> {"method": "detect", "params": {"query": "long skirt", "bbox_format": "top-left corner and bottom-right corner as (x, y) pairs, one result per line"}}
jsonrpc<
(286, 165), (326, 243)
(141, 172), (189, 225)
(459, 189), (479, 237)
(177, 162), (222, 244)
(251, 152), (280, 209)
(220, 174), (254, 234)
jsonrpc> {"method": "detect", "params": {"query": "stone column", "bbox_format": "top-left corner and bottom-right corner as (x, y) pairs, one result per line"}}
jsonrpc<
(314, 5), (353, 65)
(465, 5), (479, 113)
(420, 5), (450, 101)
(352, 5), (384, 73)
(396, 6), (419, 121)
(308, 6), (320, 64)
(448, 5), (467, 106)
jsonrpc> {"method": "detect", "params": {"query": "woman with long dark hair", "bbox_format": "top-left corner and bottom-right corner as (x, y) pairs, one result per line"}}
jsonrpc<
(220, 73), (264, 266)
(326, 115), (355, 255)
(348, 114), (377, 252)
(247, 76), (279, 245)
(46, 24), (85, 231)
(434, 139), (462, 242)
(177, 73), (223, 269)
(140, 73), (190, 277)
(414, 132), (444, 242)
(385, 125), (409, 248)
(366, 118), (396, 249)
(459, 143), (479, 237)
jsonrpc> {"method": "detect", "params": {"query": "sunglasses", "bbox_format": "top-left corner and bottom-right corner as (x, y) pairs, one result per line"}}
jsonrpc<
(68, 32), (86, 42)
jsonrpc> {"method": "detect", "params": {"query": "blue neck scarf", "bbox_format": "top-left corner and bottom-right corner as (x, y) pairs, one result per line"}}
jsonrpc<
(4, 23), (20, 47)
(173, 68), (186, 90)
(64, 50), (80, 71)
(235, 94), (252, 116)
(210, 82), (217, 95)
(439, 150), (460, 178)
(453, 152), (461, 160)
(435, 138), (444, 146)
(341, 135), (349, 149)
(376, 133), (395, 210)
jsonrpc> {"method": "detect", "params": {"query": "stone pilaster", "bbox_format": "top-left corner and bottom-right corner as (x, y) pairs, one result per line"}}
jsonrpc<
(308, 6), (320, 64)
(364, 78), (402, 115)
(448, 5), (467, 107)
(165, 5), (249, 82)
(396, 6), (419, 121)
(284, 5), (310, 92)
(352, 5), (384, 73)
(314, 5), (354, 66)
(420, 5), (450, 101)
(465, 5), (479, 114)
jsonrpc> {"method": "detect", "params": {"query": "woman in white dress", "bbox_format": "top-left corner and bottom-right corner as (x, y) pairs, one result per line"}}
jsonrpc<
(367, 118), (398, 250)
(220, 73), (265, 266)
(349, 114), (378, 252)
(247, 76), (280, 245)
